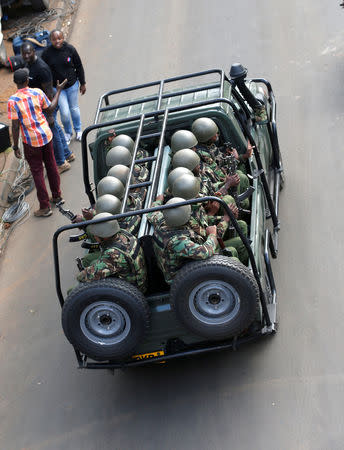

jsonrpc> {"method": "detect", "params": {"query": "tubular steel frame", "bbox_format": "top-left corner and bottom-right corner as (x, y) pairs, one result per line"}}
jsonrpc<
(54, 68), (283, 369)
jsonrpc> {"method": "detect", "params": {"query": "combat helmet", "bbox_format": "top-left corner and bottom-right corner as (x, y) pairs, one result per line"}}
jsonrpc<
(95, 194), (122, 215)
(172, 174), (200, 200)
(87, 212), (120, 238)
(107, 164), (132, 186)
(191, 117), (218, 143)
(167, 167), (193, 190)
(163, 197), (191, 227)
(97, 176), (125, 199)
(106, 146), (132, 167)
(111, 134), (135, 154)
(172, 148), (200, 171)
(171, 130), (198, 153)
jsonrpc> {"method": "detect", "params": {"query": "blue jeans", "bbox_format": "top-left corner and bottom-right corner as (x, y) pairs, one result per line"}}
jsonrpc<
(44, 110), (72, 166)
(58, 81), (82, 136)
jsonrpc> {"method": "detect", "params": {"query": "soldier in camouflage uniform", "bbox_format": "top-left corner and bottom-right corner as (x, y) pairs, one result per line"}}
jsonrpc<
(172, 148), (246, 208)
(191, 119), (252, 204)
(148, 185), (241, 262)
(204, 195), (249, 264)
(106, 133), (150, 182)
(77, 212), (147, 293)
(150, 198), (218, 285)
(171, 175), (247, 263)
(73, 192), (143, 268)
(106, 144), (149, 202)
(191, 117), (253, 172)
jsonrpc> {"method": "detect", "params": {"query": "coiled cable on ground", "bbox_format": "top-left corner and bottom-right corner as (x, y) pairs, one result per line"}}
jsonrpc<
(2, 192), (29, 222)
(0, 152), (31, 254)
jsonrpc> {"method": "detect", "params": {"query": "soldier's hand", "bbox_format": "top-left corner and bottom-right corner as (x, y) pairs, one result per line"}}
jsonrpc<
(206, 200), (220, 215)
(226, 174), (240, 187)
(228, 203), (239, 218)
(72, 214), (84, 224)
(82, 207), (94, 220)
(227, 147), (239, 160)
(242, 141), (254, 160)
(206, 225), (217, 236)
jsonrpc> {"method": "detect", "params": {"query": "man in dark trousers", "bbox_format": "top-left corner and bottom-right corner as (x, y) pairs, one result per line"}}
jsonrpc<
(8, 68), (67, 217)
(21, 42), (75, 174)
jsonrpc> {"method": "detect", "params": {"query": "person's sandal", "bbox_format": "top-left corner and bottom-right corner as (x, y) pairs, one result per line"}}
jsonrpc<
(58, 161), (71, 174)
(34, 208), (52, 217)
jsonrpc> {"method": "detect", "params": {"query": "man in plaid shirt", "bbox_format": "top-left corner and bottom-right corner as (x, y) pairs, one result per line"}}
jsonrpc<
(8, 68), (67, 217)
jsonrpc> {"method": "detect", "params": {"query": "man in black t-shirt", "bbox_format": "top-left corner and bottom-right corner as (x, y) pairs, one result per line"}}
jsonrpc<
(42, 30), (86, 143)
(21, 42), (75, 173)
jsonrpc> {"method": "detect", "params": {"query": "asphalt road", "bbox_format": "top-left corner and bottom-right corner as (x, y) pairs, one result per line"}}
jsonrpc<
(1, 1), (344, 449)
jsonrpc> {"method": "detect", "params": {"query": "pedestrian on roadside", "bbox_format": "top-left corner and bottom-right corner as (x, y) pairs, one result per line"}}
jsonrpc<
(8, 68), (67, 217)
(21, 42), (75, 174)
(42, 29), (86, 144)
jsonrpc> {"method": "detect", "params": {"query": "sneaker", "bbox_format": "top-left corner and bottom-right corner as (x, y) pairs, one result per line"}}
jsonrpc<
(65, 133), (72, 145)
(67, 153), (75, 162)
(34, 207), (52, 217)
(58, 161), (71, 174)
(50, 196), (65, 205)
(76, 131), (82, 141)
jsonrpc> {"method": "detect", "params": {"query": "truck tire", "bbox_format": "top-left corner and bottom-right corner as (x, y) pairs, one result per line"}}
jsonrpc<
(170, 255), (259, 340)
(62, 278), (150, 361)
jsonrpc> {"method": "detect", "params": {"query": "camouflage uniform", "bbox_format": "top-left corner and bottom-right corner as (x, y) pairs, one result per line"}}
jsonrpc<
(118, 193), (142, 235)
(152, 225), (217, 284)
(130, 148), (149, 202)
(188, 206), (241, 260)
(148, 199), (240, 262)
(81, 194), (143, 268)
(196, 143), (249, 193)
(77, 229), (147, 292)
(210, 215), (248, 264)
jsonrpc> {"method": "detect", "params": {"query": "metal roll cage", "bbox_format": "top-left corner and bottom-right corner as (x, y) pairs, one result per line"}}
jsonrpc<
(53, 68), (283, 368)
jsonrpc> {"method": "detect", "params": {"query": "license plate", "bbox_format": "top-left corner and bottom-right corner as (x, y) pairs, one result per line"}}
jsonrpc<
(132, 350), (165, 361)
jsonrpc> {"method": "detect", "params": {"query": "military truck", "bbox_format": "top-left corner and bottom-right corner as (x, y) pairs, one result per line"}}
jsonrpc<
(53, 64), (284, 369)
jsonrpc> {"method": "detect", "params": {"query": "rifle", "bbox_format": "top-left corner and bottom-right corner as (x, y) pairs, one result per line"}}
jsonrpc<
(56, 201), (88, 242)
(219, 151), (239, 205)
(56, 201), (77, 221)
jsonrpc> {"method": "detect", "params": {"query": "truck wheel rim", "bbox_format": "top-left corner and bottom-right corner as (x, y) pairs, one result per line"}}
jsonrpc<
(80, 301), (130, 345)
(189, 280), (240, 325)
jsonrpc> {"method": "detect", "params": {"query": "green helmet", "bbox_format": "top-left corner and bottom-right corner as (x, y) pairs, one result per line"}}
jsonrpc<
(87, 212), (120, 238)
(97, 176), (125, 199)
(163, 197), (191, 227)
(111, 134), (135, 154)
(172, 174), (200, 200)
(95, 194), (122, 215)
(107, 164), (132, 186)
(171, 130), (198, 153)
(106, 145), (132, 167)
(191, 117), (218, 143)
(172, 148), (200, 171)
(167, 167), (193, 189)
